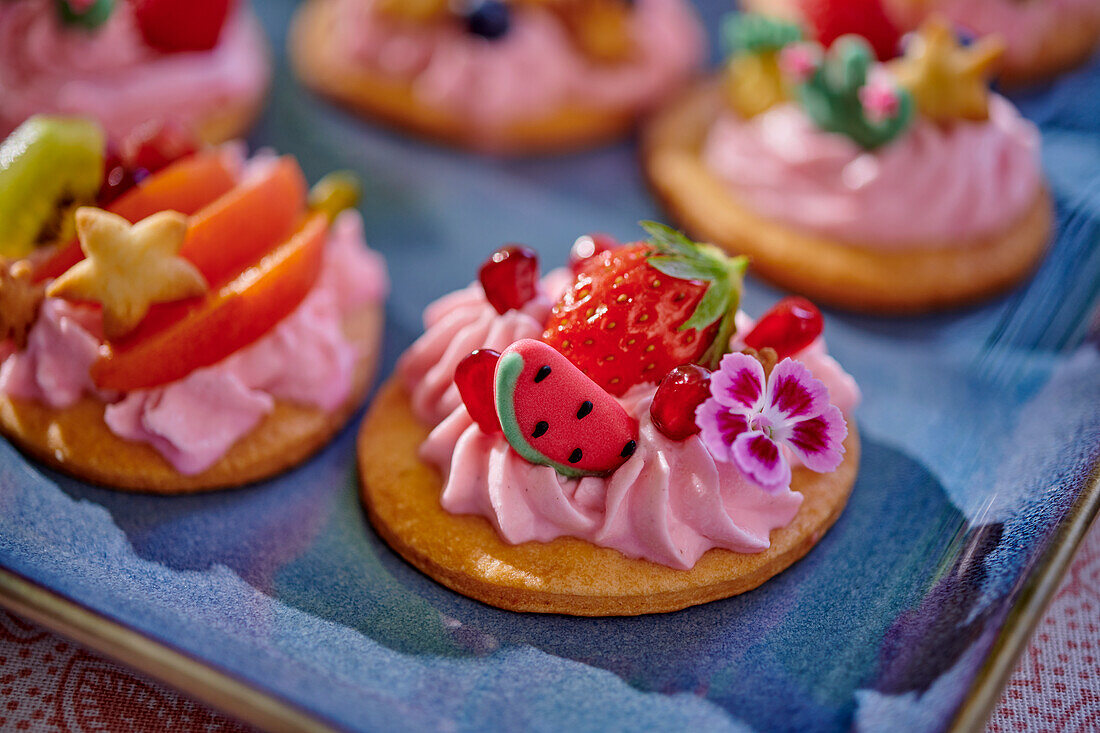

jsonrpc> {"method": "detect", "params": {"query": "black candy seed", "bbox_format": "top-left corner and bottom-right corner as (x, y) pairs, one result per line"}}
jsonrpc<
(569, 448), (582, 464)
(577, 401), (593, 419)
(534, 365), (551, 383)
(532, 421), (549, 438)
(621, 441), (637, 458)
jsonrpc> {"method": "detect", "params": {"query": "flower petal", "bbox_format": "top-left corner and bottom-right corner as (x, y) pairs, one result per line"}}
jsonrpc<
(732, 430), (791, 492)
(764, 357), (829, 426)
(696, 397), (749, 462)
(785, 404), (847, 473)
(711, 352), (766, 411)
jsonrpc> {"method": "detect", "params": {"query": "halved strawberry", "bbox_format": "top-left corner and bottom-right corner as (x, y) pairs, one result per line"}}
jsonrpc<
(542, 222), (748, 397)
(798, 0), (902, 60)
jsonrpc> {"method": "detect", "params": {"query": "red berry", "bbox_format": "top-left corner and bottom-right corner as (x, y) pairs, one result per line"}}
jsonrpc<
(543, 237), (741, 397)
(743, 296), (824, 359)
(121, 120), (198, 174)
(455, 349), (502, 434)
(478, 245), (540, 315)
(97, 148), (136, 206)
(798, 0), (903, 60)
(129, 0), (233, 53)
(569, 233), (617, 274)
(650, 364), (712, 441)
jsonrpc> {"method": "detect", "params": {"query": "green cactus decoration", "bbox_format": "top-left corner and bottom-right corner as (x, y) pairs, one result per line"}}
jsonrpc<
(722, 13), (803, 55)
(794, 35), (914, 150)
(55, 0), (115, 29)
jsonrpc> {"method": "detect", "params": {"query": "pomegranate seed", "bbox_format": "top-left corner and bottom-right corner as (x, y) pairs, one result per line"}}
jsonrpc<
(455, 349), (502, 434)
(569, 232), (618, 274)
(121, 120), (199, 174)
(97, 148), (136, 206)
(650, 364), (712, 441)
(744, 296), (824, 359)
(478, 245), (540, 315)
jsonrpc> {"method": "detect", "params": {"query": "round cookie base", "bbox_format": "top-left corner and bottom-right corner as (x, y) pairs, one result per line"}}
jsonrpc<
(0, 304), (383, 494)
(741, 0), (1100, 86)
(641, 82), (1053, 314)
(358, 377), (861, 616)
(288, 0), (639, 155)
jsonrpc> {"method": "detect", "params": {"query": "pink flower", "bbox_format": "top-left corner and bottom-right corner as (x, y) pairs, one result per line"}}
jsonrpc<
(696, 353), (847, 492)
(779, 43), (823, 84)
(859, 72), (902, 123)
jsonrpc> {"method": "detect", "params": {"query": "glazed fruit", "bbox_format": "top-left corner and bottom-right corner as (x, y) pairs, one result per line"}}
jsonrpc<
(130, 0), (232, 53)
(543, 222), (748, 396)
(455, 349), (503, 434)
(743, 296), (824, 359)
(466, 1), (510, 40)
(478, 245), (540, 315)
(0, 116), (104, 259)
(650, 364), (712, 441)
(92, 212), (328, 391)
(495, 339), (638, 478)
(569, 233), (618, 274)
(798, 0), (902, 60)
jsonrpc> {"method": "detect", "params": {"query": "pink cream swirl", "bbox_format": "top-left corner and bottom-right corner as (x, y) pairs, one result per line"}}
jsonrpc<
(401, 276), (859, 569)
(0, 210), (388, 475)
(335, 0), (704, 128)
(701, 96), (1041, 247)
(0, 0), (269, 140)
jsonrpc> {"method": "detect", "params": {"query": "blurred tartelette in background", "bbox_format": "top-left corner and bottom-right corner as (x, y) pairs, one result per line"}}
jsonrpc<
(643, 10), (1053, 313)
(288, 0), (705, 154)
(0, 116), (388, 493)
(744, 0), (1100, 85)
(0, 0), (270, 143)
(359, 225), (860, 615)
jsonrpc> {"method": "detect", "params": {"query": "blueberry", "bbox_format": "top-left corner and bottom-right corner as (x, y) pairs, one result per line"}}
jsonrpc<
(466, 1), (510, 41)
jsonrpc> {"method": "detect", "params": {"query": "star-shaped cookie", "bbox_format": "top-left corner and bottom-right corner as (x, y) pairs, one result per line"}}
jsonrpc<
(0, 261), (45, 349)
(47, 207), (208, 340)
(890, 15), (1004, 122)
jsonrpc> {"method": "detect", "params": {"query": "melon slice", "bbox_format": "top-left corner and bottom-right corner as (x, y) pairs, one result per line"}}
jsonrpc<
(494, 339), (638, 478)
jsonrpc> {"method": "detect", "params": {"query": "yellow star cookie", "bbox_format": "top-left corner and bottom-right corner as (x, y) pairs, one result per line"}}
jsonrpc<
(890, 15), (1005, 122)
(46, 207), (207, 340)
(0, 261), (45, 349)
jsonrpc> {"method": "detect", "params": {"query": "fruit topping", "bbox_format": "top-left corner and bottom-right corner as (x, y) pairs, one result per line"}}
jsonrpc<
(569, 232), (617, 274)
(130, 0), (233, 53)
(456, 349), (503, 434)
(0, 116), (105, 259)
(91, 212), (329, 391)
(495, 339), (637, 477)
(99, 121), (199, 206)
(56, 0), (115, 29)
(650, 364), (712, 441)
(0, 262), (45, 350)
(743, 296), (823, 359)
(798, 0), (903, 61)
(543, 221), (748, 396)
(465, 1), (511, 40)
(308, 171), (361, 222)
(478, 245), (540, 315)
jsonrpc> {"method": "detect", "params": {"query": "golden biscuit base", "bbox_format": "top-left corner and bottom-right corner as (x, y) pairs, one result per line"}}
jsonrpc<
(288, 0), (641, 154)
(358, 377), (861, 616)
(742, 0), (1100, 86)
(0, 304), (383, 494)
(641, 82), (1053, 313)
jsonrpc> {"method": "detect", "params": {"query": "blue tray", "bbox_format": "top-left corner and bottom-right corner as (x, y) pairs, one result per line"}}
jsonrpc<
(2, 2), (1099, 731)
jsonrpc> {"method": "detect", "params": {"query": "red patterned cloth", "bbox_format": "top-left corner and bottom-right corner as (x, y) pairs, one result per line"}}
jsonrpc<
(0, 519), (1097, 732)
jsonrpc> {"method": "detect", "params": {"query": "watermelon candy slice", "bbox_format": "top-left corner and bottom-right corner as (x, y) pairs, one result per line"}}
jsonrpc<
(492, 339), (638, 478)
